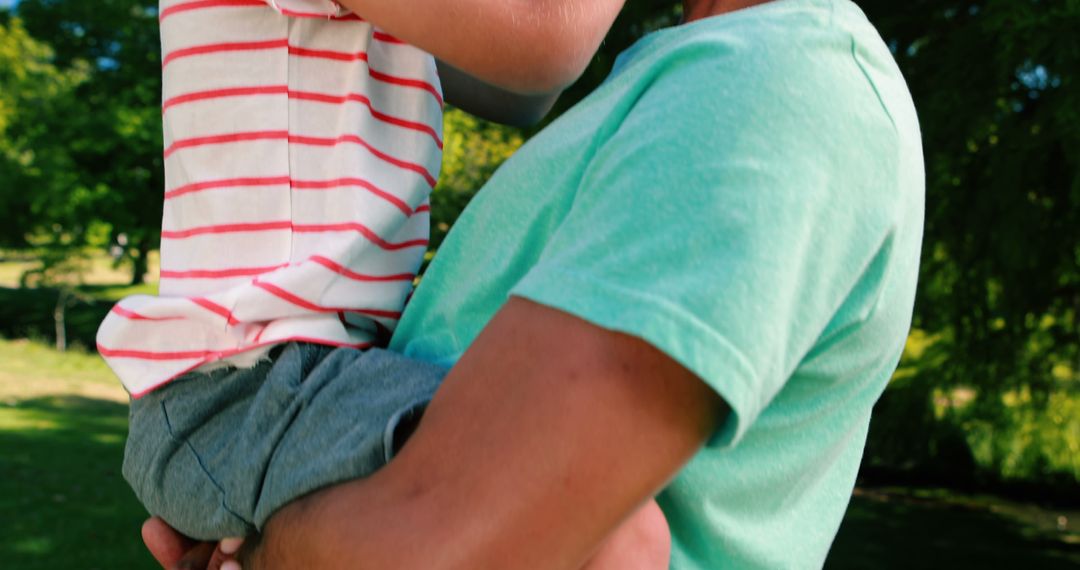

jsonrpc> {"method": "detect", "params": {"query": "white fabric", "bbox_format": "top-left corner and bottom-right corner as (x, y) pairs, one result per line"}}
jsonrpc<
(97, 0), (442, 397)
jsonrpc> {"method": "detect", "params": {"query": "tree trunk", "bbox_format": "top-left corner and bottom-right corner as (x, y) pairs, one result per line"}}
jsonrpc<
(54, 289), (68, 352)
(130, 236), (149, 285)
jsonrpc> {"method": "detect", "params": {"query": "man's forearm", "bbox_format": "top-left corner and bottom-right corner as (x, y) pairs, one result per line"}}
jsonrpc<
(334, 0), (624, 94)
(249, 297), (725, 569)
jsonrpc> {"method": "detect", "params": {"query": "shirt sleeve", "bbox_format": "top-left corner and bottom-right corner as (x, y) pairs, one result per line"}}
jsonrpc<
(263, 0), (350, 17)
(510, 48), (901, 448)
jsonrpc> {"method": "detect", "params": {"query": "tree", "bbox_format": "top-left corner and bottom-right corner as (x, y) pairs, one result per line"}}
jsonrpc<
(0, 16), (87, 249)
(856, 0), (1080, 485)
(13, 0), (162, 284)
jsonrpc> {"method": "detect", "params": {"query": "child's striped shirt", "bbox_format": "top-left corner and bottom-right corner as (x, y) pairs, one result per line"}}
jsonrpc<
(97, 0), (442, 397)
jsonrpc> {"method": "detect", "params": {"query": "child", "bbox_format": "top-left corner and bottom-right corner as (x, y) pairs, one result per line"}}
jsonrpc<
(103, 1), (658, 562)
(101, 0), (454, 540)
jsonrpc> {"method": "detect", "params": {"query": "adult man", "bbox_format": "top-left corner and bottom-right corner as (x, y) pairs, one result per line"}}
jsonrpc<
(146, 0), (924, 567)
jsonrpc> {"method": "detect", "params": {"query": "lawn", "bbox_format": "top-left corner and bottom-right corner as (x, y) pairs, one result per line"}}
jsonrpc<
(1, 339), (1078, 568)
(0, 340), (156, 569)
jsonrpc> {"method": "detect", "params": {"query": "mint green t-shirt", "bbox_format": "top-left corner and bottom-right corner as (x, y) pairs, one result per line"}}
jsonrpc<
(390, 0), (924, 567)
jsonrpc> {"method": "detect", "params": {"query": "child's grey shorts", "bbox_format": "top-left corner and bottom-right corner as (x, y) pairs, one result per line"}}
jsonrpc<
(122, 342), (447, 540)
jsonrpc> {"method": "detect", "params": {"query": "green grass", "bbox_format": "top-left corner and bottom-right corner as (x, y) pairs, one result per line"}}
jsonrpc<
(0, 339), (155, 570)
(0, 249), (160, 289)
(1, 339), (1078, 569)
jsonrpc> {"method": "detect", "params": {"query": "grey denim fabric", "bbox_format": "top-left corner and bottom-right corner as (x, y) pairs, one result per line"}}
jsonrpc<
(122, 342), (446, 540)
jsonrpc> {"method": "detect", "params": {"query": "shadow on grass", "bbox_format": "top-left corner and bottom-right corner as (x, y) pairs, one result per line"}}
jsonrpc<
(827, 488), (1080, 569)
(0, 395), (156, 569)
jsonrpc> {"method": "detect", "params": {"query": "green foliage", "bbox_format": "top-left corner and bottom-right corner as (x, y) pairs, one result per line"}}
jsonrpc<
(6, 0), (163, 284)
(857, 0), (1080, 487)
(0, 17), (88, 247)
(429, 108), (525, 253)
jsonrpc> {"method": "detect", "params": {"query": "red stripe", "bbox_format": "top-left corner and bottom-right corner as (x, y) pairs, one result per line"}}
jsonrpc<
(372, 31), (405, 44)
(309, 255), (415, 282)
(253, 280), (402, 319)
(161, 220), (426, 250)
(288, 46), (442, 105)
(367, 68), (443, 106)
(116, 337), (375, 389)
(111, 305), (185, 322)
(163, 176), (413, 217)
(162, 85), (288, 114)
(162, 87), (440, 148)
(164, 130), (288, 159)
(161, 264), (290, 279)
(161, 220), (292, 239)
(288, 44), (366, 62)
(289, 90), (442, 148)
(159, 0), (264, 21)
(163, 131), (435, 186)
(277, 8), (363, 20)
(190, 297), (239, 325)
(164, 176), (290, 200)
(163, 39), (288, 68)
(414, 204), (431, 214)
(289, 134), (437, 187)
(291, 177), (412, 215)
(97, 344), (214, 361)
(158, 256), (415, 282)
(292, 222), (428, 250)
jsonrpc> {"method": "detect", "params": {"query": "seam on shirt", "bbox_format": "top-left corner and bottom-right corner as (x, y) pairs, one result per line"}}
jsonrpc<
(847, 31), (898, 132)
(160, 400), (250, 524)
(285, 16), (297, 264)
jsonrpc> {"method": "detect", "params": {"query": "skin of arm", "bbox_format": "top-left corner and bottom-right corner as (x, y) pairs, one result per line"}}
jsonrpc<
(438, 60), (561, 127)
(243, 297), (726, 569)
(334, 0), (625, 94)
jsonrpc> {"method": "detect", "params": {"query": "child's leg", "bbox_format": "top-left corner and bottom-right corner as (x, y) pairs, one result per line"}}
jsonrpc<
(583, 500), (671, 570)
(123, 342), (446, 541)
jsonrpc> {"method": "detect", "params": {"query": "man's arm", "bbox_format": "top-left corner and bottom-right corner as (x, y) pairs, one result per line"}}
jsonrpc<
(334, 0), (625, 94)
(248, 297), (726, 569)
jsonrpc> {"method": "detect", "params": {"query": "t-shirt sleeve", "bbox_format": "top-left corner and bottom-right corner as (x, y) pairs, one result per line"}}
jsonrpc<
(510, 51), (900, 447)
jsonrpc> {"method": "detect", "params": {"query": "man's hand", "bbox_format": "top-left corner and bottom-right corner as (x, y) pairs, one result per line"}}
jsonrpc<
(245, 297), (726, 569)
(142, 517), (244, 570)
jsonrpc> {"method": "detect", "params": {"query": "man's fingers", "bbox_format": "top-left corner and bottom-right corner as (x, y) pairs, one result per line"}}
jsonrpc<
(172, 541), (217, 570)
(143, 517), (199, 569)
(219, 537), (245, 555)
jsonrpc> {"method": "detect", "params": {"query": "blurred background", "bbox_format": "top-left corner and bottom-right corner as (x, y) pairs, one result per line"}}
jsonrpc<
(0, 0), (1078, 568)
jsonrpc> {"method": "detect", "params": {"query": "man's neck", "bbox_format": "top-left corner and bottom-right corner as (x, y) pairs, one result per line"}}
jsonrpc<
(682, 0), (773, 23)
